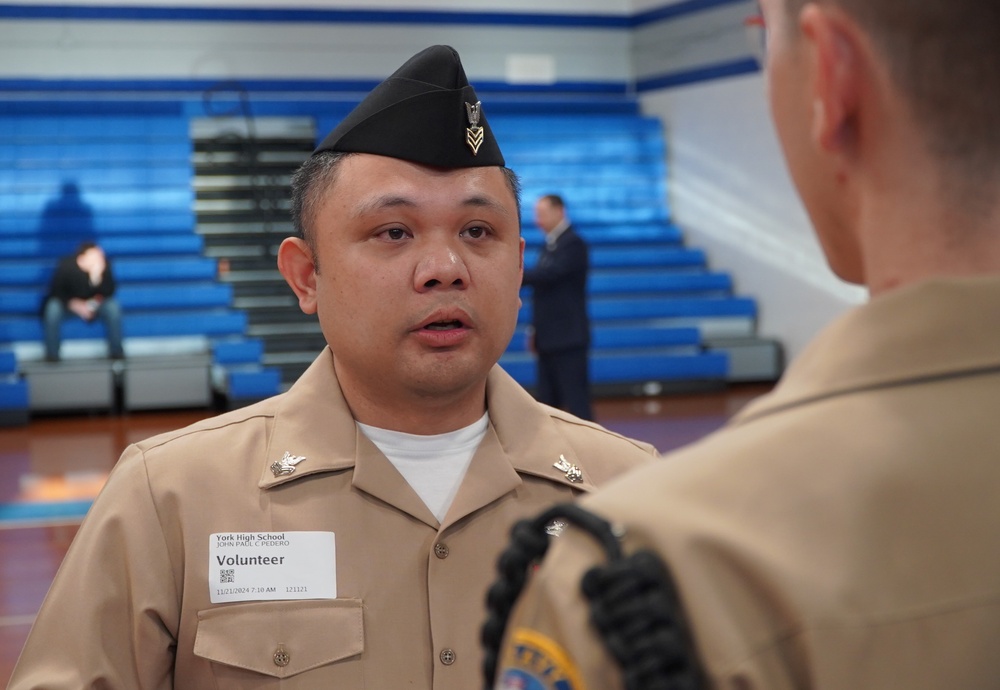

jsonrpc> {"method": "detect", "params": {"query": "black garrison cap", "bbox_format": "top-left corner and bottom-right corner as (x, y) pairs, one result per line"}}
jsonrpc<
(314, 45), (505, 167)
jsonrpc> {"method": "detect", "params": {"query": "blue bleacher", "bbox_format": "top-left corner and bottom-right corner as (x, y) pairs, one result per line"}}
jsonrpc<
(0, 97), (772, 406)
(0, 112), (280, 408)
(0, 212), (196, 235)
(0, 349), (27, 425)
(517, 296), (756, 324)
(558, 224), (683, 245)
(227, 367), (283, 403)
(500, 350), (729, 388)
(0, 309), (247, 342)
(213, 339), (264, 364)
(506, 325), (702, 354)
(525, 246), (706, 270)
(587, 271), (732, 296)
(487, 110), (772, 388)
(0, 257), (220, 287)
(212, 339), (281, 405)
(0, 234), (203, 260)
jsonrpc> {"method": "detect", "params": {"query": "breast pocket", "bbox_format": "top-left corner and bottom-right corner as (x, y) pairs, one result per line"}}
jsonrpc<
(194, 598), (364, 687)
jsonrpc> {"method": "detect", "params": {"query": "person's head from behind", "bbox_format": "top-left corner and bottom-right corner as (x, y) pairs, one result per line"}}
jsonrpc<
(279, 46), (525, 426)
(533, 194), (566, 235)
(759, 0), (1000, 286)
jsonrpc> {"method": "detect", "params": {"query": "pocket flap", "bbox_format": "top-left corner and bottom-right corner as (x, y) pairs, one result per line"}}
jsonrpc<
(194, 599), (364, 678)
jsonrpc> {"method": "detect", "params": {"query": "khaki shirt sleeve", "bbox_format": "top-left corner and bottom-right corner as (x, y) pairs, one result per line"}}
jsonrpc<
(492, 527), (625, 690)
(8, 445), (180, 689)
(492, 527), (802, 690)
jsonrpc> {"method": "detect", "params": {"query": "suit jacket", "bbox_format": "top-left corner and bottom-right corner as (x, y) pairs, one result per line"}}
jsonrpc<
(523, 226), (589, 352)
(9, 348), (656, 690)
(497, 275), (1000, 689)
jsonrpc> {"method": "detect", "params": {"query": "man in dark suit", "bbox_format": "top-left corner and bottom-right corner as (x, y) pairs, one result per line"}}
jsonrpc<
(523, 194), (592, 420)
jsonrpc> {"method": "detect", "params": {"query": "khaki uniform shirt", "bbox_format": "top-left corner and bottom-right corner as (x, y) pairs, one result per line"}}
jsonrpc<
(498, 276), (1000, 689)
(9, 349), (655, 689)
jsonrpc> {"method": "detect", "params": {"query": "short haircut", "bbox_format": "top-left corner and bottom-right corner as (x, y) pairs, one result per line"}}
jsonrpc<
(784, 0), (1000, 186)
(290, 152), (523, 259)
(75, 241), (98, 256)
(539, 194), (565, 210)
(289, 151), (353, 250)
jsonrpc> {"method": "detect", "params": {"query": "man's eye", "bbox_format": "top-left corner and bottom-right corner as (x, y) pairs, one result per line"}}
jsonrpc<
(463, 226), (487, 239)
(384, 228), (408, 240)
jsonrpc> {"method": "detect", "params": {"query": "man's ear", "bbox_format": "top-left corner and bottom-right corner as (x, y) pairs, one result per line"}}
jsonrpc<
(801, 4), (863, 155)
(517, 236), (525, 308)
(277, 237), (318, 315)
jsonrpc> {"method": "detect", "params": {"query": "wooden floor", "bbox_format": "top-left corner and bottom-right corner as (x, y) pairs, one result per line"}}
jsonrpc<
(0, 383), (771, 684)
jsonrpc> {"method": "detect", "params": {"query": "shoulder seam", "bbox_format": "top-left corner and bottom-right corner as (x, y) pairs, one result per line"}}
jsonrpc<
(137, 411), (273, 452)
(548, 411), (657, 453)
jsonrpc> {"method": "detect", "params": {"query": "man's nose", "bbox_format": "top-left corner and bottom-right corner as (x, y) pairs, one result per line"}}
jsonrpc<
(414, 242), (471, 290)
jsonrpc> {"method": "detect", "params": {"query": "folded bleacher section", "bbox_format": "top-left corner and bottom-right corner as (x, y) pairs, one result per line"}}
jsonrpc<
(0, 94), (780, 421)
(495, 112), (782, 394)
(194, 100), (781, 396)
(0, 104), (280, 418)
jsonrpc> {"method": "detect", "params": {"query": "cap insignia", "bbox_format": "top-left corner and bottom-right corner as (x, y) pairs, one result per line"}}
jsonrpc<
(465, 101), (484, 155)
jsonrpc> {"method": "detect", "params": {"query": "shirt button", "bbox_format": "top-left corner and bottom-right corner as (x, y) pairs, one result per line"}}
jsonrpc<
(440, 648), (456, 665)
(273, 645), (290, 667)
(434, 542), (450, 559)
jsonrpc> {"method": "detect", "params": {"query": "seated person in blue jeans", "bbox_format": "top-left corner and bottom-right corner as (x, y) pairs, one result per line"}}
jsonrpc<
(43, 241), (124, 362)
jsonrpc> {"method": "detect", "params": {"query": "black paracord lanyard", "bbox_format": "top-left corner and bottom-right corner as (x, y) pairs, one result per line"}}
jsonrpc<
(482, 502), (705, 690)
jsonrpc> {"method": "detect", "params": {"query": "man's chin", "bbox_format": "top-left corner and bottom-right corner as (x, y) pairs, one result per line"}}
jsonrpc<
(404, 359), (492, 400)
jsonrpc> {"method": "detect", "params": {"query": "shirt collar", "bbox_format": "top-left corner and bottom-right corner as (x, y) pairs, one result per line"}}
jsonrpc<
(734, 275), (1000, 426)
(545, 218), (571, 247)
(260, 348), (595, 493)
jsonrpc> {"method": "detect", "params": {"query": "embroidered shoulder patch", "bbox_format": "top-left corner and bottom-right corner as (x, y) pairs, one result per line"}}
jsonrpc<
(496, 627), (585, 690)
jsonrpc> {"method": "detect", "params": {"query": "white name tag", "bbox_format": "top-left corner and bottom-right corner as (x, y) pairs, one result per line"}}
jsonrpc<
(209, 531), (336, 604)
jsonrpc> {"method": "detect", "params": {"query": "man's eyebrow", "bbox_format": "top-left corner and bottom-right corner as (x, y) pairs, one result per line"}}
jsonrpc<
(351, 194), (417, 218)
(462, 195), (513, 218)
(351, 193), (513, 218)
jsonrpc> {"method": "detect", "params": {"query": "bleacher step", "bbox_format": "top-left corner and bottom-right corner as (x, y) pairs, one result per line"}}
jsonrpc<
(247, 321), (322, 337)
(706, 338), (784, 383)
(233, 295), (298, 310)
(219, 269), (283, 283)
(20, 354), (215, 413)
(192, 151), (309, 167)
(122, 354), (212, 410)
(20, 359), (116, 412)
(191, 116), (316, 141)
(196, 221), (294, 236)
(194, 175), (294, 190)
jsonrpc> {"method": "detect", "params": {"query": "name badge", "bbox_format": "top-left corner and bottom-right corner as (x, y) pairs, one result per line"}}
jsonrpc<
(209, 531), (336, 604)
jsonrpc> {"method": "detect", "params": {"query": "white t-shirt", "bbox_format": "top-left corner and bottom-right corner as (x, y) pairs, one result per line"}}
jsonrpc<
(356, 413), (489, 522)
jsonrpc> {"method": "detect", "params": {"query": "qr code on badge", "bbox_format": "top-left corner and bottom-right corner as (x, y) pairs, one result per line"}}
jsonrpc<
(220, 569), (235, 584)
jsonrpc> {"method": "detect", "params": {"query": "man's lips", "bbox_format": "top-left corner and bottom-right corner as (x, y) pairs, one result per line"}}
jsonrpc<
(423, 320), (464, 331)
(414, 309), (472, 332)
(412, 309), (473, 346)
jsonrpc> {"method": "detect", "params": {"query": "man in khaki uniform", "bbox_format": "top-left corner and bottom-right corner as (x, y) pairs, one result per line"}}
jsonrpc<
(7, 46), (655, 690)
(490, 0), (1000, 688)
